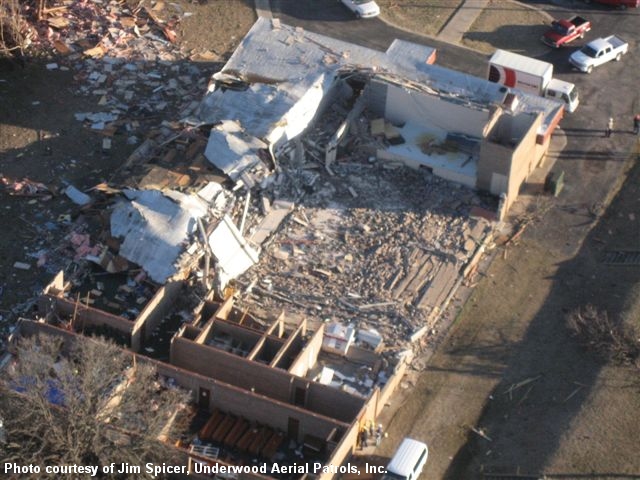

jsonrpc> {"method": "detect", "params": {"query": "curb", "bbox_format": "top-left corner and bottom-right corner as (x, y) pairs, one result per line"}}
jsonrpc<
(510, 0), (554, 22)
(254, 0), (272, 19)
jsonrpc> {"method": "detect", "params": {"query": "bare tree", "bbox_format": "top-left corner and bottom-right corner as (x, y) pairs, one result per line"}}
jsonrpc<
(567, 304), (640, 366)
(0, 333), (191, 479)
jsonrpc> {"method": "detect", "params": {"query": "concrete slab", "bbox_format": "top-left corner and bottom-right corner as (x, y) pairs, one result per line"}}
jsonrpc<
(438, 0), (489, 45)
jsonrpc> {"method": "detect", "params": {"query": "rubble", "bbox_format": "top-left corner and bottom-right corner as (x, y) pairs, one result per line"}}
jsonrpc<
(1, 13), (503, 359)
(234, 150), (495, 349)
(23, 0), (212, 146)
(64, 184), (91, 205)
(1, 176), (52, 199)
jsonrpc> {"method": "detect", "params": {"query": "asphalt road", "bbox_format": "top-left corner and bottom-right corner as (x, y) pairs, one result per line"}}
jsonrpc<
(270, 0), (489, 76)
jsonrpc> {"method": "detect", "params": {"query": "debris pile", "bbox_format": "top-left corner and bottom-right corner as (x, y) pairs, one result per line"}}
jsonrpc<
(235, 154), (495, 349)
(31, 0), (212, 143)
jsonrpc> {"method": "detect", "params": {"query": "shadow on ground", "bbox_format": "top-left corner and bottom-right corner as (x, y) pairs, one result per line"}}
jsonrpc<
(443, 151), (640, 477)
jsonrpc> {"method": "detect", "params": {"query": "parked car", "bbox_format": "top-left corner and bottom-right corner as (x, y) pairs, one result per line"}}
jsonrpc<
(584, 0), (639, 8)
(340, 0), (380, 18)
(542, 16), (591, 48)
(382, 438), (429, 480)
(569, 35), (629, 73)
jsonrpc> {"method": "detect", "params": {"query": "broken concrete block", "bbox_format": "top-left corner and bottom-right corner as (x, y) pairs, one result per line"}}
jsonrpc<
(370, 118), (385, 136)
(261, 195), (272, 214)
(463, 238), (476, 253)
(273, 247), (290, 261)
(384, 123), (401, 140)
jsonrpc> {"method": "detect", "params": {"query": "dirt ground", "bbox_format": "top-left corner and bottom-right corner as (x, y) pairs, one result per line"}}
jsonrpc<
(462, 0), (550, 55)
(377, 0), (463, 36)
(176, 0), (256, 61)
(0, 0), (255, 326)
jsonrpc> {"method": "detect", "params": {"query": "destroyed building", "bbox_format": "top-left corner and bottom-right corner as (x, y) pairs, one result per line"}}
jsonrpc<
(7, 271), (410, 479)
(196, 17), (563, 216)
(1, 16), (568, 480)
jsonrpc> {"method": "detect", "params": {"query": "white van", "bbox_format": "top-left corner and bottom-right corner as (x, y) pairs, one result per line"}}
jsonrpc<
(383, 438), (429, 480)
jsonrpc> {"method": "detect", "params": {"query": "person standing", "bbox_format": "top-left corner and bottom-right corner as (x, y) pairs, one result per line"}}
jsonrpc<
(634, 114), (640, 135)
(361, 428), (369, 449)
(606, 117), (614, 138)
(375, 424), (384, 446)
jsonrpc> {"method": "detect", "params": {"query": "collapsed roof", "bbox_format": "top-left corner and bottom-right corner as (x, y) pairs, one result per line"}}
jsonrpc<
(196, 17), (563, 187)
(110, 189), (209, 283)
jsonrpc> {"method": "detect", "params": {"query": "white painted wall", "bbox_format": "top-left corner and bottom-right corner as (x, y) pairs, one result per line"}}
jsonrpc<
(268, 73), (333, 149)
(384, 84), (490, 138)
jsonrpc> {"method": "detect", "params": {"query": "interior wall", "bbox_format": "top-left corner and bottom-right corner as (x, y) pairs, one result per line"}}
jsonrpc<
(12, 319), (77, 354)
(213, 296), (234, 321)
(383, 84), (489, 138)
(204, 381), (347, 442)
(38, 295), (134, 342)
(366, 80), (387, 118)
(42, 270), (66, 296)
(149, 359), (348, 443)
(170, 336), (291, 402)
(477, 139), (513, 193)
(132, 280), (183, 349)
(316, 422), (359, 480)
(288, 324), (324, 378)
(270, 324), (304, 369)
(170, 336), (363, 423)
(210, 321), (265, 348)
(305, 382), (366, 421)
(14, 320), (351, 450)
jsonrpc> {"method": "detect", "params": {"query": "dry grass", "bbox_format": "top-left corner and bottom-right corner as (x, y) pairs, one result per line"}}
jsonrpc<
(462, 0), (549, 55)
(377, 0), (463, 37)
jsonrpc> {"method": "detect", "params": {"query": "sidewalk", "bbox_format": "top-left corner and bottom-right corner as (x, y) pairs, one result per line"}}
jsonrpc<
(437, 0), (489, 44)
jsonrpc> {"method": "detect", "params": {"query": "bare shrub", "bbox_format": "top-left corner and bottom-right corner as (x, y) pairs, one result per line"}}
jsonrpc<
(0, 0), (30, 58)
(567, 304), (640, 366)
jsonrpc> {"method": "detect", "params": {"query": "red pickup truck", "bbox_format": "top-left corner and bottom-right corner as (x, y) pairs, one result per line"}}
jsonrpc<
(542, 16), (591, 48)
(584, 0), (639, 8)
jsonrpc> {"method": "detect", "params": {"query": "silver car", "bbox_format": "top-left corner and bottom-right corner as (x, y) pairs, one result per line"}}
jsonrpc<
(340, 0), (381, 18)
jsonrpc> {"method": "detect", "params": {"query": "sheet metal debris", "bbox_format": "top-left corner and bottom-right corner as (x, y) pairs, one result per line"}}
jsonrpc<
(208, 215), (259, 290)
(110, 189), (209, 283)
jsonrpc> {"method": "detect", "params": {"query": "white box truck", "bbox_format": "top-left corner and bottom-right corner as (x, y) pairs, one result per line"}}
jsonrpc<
(488, 49), (579, 113)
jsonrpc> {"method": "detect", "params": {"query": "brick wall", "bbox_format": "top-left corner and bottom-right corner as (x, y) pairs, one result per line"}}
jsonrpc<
(131, 280), (183, 351)
(170, 336), (365, 423)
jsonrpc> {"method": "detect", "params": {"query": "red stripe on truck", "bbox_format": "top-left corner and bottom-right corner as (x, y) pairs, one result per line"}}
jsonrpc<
(504, 68), (516, 87)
